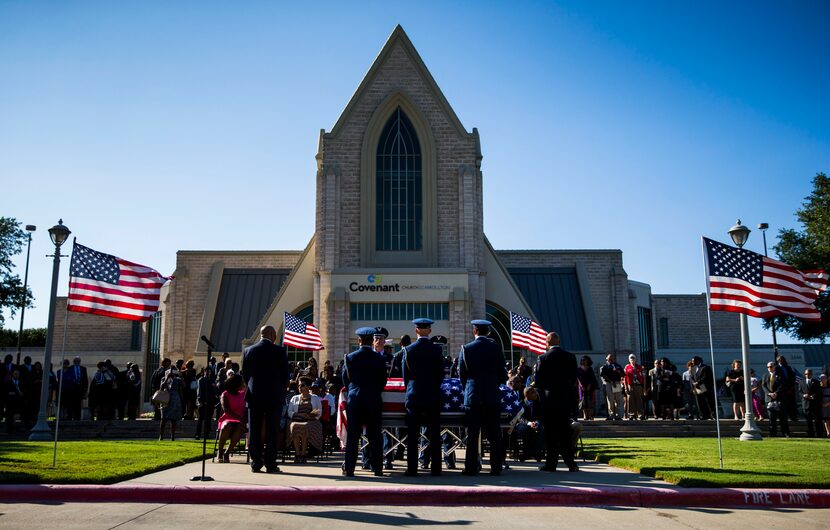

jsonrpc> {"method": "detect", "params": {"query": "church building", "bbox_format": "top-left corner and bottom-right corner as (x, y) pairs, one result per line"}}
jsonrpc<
(152, 26), (742, 373)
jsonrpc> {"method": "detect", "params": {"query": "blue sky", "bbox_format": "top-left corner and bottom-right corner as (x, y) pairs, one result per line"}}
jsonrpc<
(2, 1), (828, 345)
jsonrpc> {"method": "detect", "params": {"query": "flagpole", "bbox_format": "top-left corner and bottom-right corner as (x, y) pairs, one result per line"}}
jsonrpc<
(52, 310), (69, 467)
(701, 238), (724, 469)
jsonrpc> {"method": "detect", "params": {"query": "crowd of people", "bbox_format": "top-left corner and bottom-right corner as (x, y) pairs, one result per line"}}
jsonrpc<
(1, 354), (143, 433)
(6, 331), (830, 453)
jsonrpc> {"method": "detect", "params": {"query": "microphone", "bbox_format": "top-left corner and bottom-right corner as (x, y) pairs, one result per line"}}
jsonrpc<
(200, 336), (216, 350)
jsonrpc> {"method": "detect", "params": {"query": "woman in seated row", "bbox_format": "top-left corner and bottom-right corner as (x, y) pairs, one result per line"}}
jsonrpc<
(217, 372), (246, 462)
(288, 377), (323, 463)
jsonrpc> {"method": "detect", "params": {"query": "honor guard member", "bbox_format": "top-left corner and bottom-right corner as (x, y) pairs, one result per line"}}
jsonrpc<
(534, 331), (579, 472)
(342, 327), (388, 477)
(459, 320), (508, 476)
(389, 335), (411, 378)
(372, 327), (396, 470)
(401, 318), (445, 476)
(422, 335), (457, 470)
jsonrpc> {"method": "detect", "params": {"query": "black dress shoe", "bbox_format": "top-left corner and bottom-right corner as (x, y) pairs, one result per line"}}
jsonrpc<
(568, 464), (579, 472)
(539, 465), (556, 472)
(251, 466), (263, 473)
(430, 470), (442, 477)
(384, 462), (394, 470)
(343, 470), (355, 477)
(446, 462), (456, 470)
(374, 470), (384, 477)
(266, 466), (282, 474)
(461, 469), (479, 476)
(404, 470), (418, 477)
(490, 470), (501, 476)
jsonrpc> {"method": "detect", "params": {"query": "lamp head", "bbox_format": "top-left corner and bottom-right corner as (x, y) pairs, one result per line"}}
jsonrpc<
(757, 222), (769, 230)
(48, 219), (71, 248)
(728, 219), (750, 248)
(25, 225), (36, 232)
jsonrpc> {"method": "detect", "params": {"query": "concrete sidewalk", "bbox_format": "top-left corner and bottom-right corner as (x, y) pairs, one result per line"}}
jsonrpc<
(127, 450), (668, 490)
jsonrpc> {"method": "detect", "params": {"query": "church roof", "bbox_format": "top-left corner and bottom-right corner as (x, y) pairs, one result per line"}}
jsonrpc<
(326, 25), (472, 139)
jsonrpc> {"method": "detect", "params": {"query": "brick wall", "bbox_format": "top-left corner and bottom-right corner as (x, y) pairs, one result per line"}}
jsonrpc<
(162, 251), (302, 360)
(496, 250), (633, 353)
(652, 294), (740, 350)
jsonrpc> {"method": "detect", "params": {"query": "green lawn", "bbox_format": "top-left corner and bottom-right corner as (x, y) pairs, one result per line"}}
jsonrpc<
(0, 440), (213, 484)
(583, 437), (830, 488)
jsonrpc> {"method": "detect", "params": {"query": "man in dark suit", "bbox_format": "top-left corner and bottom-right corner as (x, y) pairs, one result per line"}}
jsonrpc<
(799, 368), (822, 437)
(401, 318), (444, 476)
(534, 332), (579, 472)
(66, 357), (88, 421)
(691, 356), (715, 420)
(242, 325), (289, 473)
(342, 327), (388, 477)
(776, 355), (798, 421)
(459, 319), (508, 476)
(762, 360), (789, 437)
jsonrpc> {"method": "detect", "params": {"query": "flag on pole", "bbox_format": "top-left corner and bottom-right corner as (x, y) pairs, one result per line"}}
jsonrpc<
(67, 242), (172, 322)
(704, 237), (829, 321)
(283, 312), (324, 350)
(336, 387), (348, 449)
(510, 311), (548, 354)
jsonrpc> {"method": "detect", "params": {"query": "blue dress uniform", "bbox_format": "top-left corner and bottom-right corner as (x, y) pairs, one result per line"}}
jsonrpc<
(458, 320), (508, 475)
(402, 318), (445, 476)
(342, 327), (388, 477)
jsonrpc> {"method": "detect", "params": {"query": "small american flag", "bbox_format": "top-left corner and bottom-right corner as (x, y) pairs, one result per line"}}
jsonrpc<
(704, 237), (828, 321)
(510, 311), (548, 354)
(283, 312), (324, 350)
(67, 242), (171, 322)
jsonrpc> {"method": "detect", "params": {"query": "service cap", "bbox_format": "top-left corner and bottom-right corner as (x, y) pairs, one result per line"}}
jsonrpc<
(470, 319), (492, 326)
(373, 327), (389, 338)
(412, 317), (434, 328)
(355, 326), (376, 337)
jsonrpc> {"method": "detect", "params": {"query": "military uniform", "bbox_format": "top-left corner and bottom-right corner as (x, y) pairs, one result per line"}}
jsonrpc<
(342, 327), (388, 477)
(458, 320), (508, 475)
(402, 318), (445, 476)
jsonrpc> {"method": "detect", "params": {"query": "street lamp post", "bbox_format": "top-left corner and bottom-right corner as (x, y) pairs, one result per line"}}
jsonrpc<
(15, 225), (36, 366)
(757, 222), (780, 362)
(29, 220), (71, 441)
(728, 220), (762, 441)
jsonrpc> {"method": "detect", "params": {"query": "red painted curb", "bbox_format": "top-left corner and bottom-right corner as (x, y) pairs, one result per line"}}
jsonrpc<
(0, 485), (827, 508)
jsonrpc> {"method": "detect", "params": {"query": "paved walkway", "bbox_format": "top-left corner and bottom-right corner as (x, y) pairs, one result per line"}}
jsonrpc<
(127, 450), (669, 490)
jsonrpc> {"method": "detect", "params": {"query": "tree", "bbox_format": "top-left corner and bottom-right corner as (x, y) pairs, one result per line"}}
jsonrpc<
(769, 172), (830, 342)
(0, 217), (33, 327)
(0, 328), (47, 348)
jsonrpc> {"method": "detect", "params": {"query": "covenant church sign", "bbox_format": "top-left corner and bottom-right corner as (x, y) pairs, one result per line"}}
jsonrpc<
(332, 270), (469, 302)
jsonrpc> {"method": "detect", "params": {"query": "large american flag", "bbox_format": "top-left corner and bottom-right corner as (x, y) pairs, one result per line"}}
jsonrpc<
(704, 237), (829, 321)
(283, 311), (324, 350)
(67, 242), (171, 322)
(510, 311), (548, 354)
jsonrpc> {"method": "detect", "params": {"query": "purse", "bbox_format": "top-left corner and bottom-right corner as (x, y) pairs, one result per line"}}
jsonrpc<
(152, 388), (171, 406)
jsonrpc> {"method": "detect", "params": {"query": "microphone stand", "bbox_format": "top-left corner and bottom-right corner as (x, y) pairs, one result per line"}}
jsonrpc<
(191, 337), (215, 482)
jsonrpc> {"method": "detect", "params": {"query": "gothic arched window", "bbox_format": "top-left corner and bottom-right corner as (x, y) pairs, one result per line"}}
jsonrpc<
(376, 107), (422, 251)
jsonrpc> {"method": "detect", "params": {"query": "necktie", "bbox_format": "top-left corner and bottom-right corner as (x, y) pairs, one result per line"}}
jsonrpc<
(76, 366), (80, 380)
